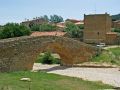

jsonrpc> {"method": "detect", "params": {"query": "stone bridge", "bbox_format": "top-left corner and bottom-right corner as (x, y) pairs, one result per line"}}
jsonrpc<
(0, 36), (98, 72)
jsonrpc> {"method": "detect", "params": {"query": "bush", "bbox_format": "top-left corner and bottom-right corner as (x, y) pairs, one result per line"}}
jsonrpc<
(64, 21), (83, 38)
(77, 24), (84, 29)
(112, 28), (120, 33)
(0, 23), (31, 39)
(36, 51), (60, 64)
(31, 23), (57, 32)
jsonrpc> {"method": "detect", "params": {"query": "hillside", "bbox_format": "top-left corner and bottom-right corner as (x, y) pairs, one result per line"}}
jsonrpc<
(111, 14), (120, 21)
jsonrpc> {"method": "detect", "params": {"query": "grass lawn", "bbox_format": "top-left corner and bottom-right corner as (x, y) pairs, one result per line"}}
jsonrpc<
(0, 71), (113, 90)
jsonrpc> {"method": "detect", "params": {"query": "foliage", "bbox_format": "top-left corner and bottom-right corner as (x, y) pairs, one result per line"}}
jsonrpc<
(112, 28), (120, 33)
(43, 15), (49, 21)
(77, 24), (84, 29)
(50, 15), (63, 23)
(30, 24), (40, 31)
(92, 47), (120, 65)
(0, 71), (113, 90)
(65, 21), (83, 38)
(109, 48), (120, 57)
(111, 14), (120, 21)
(36, 51), (60, 64)
(31, 23), (57, 32)
(0, 23), (31, 39)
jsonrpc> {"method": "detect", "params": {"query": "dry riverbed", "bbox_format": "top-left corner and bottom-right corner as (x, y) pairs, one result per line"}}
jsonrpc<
(33, 63), (120, 87)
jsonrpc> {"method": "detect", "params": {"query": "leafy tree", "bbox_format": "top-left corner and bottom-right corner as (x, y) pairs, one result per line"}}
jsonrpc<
(43, 15), (49, 21)
(77, 24), (84, 29)
(31, 24), (40, 31)
(0, 23), (31, 39)
(31, 23), (57, 32)
(50, 15), (63, 23)
(65, 21), (83, 38)
(111, 14), (120, 21)
(112, 28), (120, 33)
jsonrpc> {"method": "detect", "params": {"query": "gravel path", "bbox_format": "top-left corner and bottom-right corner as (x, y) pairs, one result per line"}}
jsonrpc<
(33, 63), (120, 87)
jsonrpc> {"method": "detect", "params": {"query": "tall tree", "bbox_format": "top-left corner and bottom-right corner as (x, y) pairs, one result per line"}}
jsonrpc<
(50, 15), (63, 23)
(43, 15), (49, 21)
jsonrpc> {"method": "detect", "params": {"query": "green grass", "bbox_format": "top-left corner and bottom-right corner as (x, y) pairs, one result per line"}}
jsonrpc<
(0, 71), (113, 90)
(109, 47), (120, 57)
(92, 47), (120, 65)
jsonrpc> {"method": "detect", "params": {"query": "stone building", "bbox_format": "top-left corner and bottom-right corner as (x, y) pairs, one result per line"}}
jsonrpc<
(112, 20), (120, 28)
(83, 13), (112, 44)
(106, 32), (118, 44)
(22, 18), (47, 28)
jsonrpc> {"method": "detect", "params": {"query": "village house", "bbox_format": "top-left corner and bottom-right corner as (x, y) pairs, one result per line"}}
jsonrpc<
(112, 20), (120, 28)
(83, 13), (118, 44)
(22, 18), (47, 28)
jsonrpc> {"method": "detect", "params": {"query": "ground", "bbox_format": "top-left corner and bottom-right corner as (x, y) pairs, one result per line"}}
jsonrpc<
(33, 63), (120, 87)
(0, 71), (113, 90)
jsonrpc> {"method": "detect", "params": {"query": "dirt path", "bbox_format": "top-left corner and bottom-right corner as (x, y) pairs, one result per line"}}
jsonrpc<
(33, 63), (120, 87)
(103, 45), (120, 50)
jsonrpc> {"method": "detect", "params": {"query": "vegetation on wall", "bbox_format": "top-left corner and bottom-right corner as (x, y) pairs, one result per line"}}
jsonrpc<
(31, 23), (57, 31)
(36, 51), (60, 64)
(64, 21), (83, 38)
(0, 23), (31, 39)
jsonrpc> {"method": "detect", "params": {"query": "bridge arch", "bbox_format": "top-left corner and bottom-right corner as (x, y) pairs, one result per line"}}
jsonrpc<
(0, 36), (98, 72)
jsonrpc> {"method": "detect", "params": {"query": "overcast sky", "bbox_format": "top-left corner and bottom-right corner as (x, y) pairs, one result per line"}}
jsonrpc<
(0, 0), (120, 25)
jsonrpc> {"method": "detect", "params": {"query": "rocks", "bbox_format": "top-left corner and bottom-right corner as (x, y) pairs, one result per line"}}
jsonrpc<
(20, 78), (31, 82)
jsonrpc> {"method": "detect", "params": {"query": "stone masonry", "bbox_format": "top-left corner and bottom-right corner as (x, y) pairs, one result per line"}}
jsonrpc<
(0, 36), (98, 72)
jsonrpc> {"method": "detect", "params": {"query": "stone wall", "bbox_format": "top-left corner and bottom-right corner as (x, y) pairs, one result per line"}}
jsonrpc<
(0, 36), (98, 72)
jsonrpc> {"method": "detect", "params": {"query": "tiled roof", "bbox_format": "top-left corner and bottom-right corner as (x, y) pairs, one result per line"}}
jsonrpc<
(30, 31), (66, 37)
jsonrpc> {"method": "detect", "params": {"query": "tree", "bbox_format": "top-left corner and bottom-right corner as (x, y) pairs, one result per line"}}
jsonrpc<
(112, 28), (120, 33)
(50, 15), (63, 23)
(30, 23), (57, 32)
(43, 15), (49, 21)
(111, 14), (120, 21)
(0, 23), (31, 39)
(65, 21), (83, 38)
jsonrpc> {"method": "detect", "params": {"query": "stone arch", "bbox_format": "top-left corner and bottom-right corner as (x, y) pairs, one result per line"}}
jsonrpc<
(0, 36), (98, 72)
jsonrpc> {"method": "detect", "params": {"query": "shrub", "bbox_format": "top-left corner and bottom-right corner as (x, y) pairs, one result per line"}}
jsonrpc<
(36, 51), (60, 64)
(31, 23), (57, 32)
(64, 21), (83, 38)
(0, 23), (31, 39)
(77, 24), (84, 29)
(112, 28), (120, 33)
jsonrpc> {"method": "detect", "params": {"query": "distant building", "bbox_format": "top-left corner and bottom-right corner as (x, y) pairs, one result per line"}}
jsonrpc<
(83, 13), (112, 44)
(106, 32), (118, 45)
(66, 19), (81, 23)
(65, 19), (84, 25)
(112, 20), (120, 28)
(22, 18), (47, 28)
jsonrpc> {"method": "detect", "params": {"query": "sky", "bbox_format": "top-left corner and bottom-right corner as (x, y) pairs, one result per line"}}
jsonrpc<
(0, 0), (120, 25)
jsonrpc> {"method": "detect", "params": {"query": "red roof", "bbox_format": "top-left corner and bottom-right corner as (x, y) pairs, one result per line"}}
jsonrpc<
(30, 31), (66, 37)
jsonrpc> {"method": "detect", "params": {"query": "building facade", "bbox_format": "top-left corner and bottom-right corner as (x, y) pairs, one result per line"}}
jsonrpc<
(112, 20), (120, 28)
(22, 18), (47, 28)
(83, 13), (112, 44)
